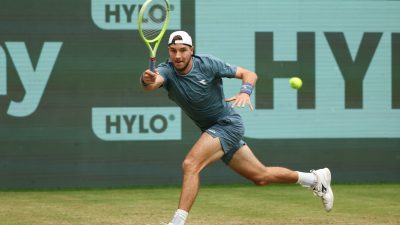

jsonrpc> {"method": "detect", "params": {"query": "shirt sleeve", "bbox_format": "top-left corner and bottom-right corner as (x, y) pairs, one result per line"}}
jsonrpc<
(207, 55), (237, 78)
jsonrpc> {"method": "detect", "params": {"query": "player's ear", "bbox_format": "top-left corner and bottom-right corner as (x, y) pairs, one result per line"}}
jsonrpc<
(191, 46), (194, 55)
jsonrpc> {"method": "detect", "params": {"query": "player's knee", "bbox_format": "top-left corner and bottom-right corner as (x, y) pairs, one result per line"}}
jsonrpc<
(254, 180), (269, 186)
(182, 158), (201, 174)
(252, 175), (270, 186)
(250, 169), (270, 186)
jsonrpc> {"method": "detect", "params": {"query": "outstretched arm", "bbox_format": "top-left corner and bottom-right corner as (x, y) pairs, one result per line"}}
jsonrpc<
(225, 66), (258, 110)
(140, 69), (165, 91)
(235, 66), (258, 85)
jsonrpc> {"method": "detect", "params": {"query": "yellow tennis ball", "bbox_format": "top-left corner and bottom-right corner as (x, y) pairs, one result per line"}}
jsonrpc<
(289, 77), (302, 89)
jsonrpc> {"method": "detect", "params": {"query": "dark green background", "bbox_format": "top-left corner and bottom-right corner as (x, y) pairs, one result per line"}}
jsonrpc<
(0, 0), (399, 189)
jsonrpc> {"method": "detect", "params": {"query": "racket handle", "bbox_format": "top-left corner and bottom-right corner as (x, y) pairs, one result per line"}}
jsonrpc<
(149, 58), (156, 72)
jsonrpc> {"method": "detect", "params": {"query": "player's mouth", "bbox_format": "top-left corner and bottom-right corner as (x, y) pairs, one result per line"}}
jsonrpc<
(174, 60), (190, 73)
(175, 61), (184, 66)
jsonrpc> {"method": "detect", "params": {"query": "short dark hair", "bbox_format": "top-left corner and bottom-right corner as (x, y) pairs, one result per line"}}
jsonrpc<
(169, 35), (182, 45)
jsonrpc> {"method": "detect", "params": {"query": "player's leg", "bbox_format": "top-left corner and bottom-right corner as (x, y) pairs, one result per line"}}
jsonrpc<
(228, 144), (334, 211)
(168, 132), (224, 225)
(179, 132), (223, 211)
(228, 144), (298, 185)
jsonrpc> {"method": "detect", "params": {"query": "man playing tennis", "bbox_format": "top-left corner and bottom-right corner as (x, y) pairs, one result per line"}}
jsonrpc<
(140, 31), (334, 225)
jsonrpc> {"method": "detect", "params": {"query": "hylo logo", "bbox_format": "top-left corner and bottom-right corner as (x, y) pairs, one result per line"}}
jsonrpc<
(92, 107), (182, 141)
(91, 0), (181, 30)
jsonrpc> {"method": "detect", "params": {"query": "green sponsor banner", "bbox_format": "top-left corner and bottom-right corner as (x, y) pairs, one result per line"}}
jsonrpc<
(0, 0), (398, 189)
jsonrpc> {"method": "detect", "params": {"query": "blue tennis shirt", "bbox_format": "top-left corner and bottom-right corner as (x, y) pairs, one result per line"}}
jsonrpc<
(157, 54), (238, 130)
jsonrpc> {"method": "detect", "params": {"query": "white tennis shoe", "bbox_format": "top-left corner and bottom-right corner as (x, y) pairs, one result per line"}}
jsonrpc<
(311, 168), (334, 212)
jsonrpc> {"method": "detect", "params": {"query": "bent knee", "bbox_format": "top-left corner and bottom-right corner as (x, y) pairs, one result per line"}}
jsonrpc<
(253, 178), (270, 186)
(254, 180), (269, 186)
(182, 158), (201, 174)
(249, 169), (271, 186)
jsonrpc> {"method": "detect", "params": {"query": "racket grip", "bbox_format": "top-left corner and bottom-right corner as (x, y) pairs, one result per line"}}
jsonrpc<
(149, 58), (156, 72)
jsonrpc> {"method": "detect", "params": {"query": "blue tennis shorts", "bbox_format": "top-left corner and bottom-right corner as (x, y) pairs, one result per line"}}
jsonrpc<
(204, 113), (246, 164)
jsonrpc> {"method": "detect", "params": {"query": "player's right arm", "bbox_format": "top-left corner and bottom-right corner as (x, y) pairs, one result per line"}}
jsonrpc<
(140, 69), (165, 91)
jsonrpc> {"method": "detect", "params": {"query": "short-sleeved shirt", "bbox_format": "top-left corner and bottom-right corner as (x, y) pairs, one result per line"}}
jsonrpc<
(157, 54), (238, 130)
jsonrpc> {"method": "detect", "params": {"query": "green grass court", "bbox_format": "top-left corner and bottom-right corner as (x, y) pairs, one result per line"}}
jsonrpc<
(0, 183), (399, 225)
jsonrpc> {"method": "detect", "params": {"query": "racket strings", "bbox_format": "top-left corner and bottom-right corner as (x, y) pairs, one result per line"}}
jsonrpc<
(140, 0), (168, 41)
(143, 29), (163, 40)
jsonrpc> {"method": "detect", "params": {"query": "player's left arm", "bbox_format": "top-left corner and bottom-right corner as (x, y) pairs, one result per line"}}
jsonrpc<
(226, 66), (258, 110)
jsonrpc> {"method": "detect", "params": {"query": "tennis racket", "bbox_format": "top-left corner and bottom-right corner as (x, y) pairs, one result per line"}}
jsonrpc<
(138, 0), (170, 72)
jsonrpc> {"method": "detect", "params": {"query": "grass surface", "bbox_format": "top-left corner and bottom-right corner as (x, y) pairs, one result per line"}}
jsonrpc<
(0, 183), (399, 225)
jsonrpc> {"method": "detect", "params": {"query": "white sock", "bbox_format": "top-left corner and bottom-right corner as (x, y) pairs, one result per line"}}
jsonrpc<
(170, 209), (188, 225)
(296, 171), (317, 187)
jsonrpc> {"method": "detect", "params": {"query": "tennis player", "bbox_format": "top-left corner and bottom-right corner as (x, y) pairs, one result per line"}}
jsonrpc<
(140, 31), (334, 225)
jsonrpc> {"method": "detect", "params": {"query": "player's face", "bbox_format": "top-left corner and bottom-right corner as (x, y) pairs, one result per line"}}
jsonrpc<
(168, 44), (193, 74)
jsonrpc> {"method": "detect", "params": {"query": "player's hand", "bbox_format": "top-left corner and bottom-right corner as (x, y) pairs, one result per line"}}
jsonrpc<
(142, 69), (158, 85)
(225, 93), (254, 110)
